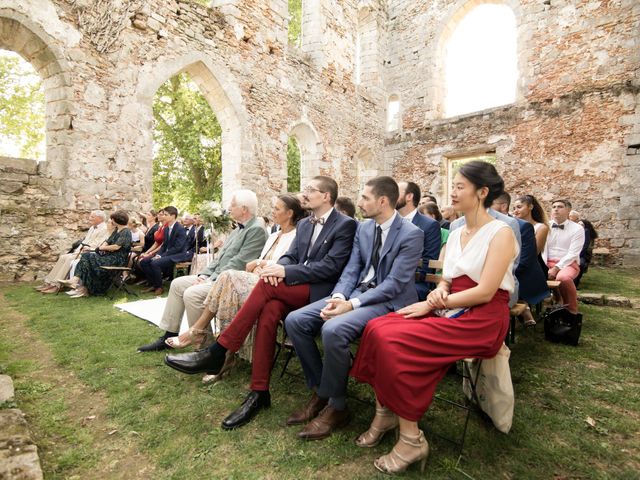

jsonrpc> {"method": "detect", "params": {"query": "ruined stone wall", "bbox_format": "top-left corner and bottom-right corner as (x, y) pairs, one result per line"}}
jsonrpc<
(385, 0), (640, 266)
(0, 0), (383, 281)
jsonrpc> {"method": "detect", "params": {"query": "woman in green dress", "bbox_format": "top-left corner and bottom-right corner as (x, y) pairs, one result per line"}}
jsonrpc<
(63, 210), (132, 297)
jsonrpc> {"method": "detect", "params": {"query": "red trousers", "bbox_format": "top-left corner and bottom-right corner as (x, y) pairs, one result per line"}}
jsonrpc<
(217, 279), (310, 390)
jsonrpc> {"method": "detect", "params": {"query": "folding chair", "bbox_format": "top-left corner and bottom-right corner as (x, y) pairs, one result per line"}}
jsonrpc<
(100, 266), (138, 299)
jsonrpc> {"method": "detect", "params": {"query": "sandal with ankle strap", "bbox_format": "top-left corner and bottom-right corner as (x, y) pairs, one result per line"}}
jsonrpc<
(165, 328), (214, 349)
(202, 352), (237, 384)
(374, 430), (429, 475)
(355, 406), (399, 448)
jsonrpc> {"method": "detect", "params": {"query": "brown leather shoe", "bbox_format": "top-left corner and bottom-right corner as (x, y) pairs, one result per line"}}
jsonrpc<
(286, 392), (328, 426)
(297, 405), (351, 441)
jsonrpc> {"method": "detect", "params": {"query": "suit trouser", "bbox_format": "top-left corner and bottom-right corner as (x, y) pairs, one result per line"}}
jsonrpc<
(44, 253), (76, 284)
(217, 280), (310, 391)
(158, 275), (213, 333)
(547, 259), (580, 313)
(140, 256), (177, 288)
(284, 298), (393, 409)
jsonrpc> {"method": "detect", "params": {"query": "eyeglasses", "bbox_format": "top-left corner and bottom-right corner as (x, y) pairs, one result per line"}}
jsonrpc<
(303, 186), (324, 194)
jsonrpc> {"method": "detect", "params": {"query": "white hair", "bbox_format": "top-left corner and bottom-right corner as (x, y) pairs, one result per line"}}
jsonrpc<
(233, 189), (258, 215)
(91, 210), (106, 221)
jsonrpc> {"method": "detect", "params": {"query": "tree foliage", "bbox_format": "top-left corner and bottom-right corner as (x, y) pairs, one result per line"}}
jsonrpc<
(288, 0), (302, 47)
(0, 50), (45, 160)
(152, 73), (222, 213)
(287, 136), (301, 192)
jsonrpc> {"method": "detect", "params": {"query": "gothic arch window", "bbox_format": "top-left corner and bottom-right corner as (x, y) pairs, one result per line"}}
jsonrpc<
(442, 3), (518, 117)
(386, 94), (401, 132)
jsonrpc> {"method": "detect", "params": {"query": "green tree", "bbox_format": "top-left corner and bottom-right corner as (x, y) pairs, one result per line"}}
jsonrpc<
(287, 136), (301, 192)
(0, 50), (45, 160)
(288, 0), (302, 47)
(152, 73), (222, 213)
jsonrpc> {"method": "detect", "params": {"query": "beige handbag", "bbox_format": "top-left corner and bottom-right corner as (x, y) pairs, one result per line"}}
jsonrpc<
(462, 343), (514, 434)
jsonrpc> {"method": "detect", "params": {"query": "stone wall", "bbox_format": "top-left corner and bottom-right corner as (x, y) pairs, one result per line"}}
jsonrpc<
(0, 0), (384, 281)
(384, 0), (640, 266)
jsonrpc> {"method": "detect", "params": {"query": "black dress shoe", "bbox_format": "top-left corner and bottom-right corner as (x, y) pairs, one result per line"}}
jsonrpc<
(164, 349), (225, 375)
(221, 391), (271, 430)
(137, 335), (173, 353)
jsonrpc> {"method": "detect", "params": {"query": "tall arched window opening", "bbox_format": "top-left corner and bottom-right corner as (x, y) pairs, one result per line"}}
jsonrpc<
(386, 94), (401, 132)
(444, 4), (517, 117)
(0, 49), (45, 160)
(287, 136), (301, 192)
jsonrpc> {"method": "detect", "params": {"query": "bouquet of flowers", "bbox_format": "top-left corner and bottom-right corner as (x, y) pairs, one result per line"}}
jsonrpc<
(198, 200), (233, 237)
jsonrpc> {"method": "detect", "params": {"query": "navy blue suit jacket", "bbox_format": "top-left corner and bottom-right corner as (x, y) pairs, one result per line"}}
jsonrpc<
(158, 222), (187, 261)
(279, 209), (357, 302)
(412, 211), (442, 298)
(172, 225), (198, 262)
(332, 213), (424, 311)
(515, 219), (548, 305)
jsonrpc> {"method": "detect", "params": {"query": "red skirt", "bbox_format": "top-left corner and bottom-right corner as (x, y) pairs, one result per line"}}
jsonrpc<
(349, 275), (510, 421)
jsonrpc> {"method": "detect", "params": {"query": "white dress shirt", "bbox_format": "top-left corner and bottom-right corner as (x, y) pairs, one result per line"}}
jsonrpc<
(401, 208), (418, 223)
(545, 219), (585, 269)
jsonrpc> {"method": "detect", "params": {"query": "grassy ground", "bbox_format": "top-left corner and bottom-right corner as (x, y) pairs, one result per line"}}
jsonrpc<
(0, 268), (639, 479)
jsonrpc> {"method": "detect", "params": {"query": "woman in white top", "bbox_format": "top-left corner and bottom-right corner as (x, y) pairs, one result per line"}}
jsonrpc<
(350, 161), (518, 475)
(165, 194), (306, 362)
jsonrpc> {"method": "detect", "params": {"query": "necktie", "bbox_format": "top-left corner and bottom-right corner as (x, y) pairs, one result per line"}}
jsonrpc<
(552, 223), (565, 229)
(370, 226), (382, 275)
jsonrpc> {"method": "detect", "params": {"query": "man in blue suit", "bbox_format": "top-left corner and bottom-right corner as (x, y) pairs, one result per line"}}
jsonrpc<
(164, 176), (357, 429)
(397, 181), (441, 300)
(284, 176), (424, 440)
(172, 214), (199, 264)
(139, 206), (187, 295)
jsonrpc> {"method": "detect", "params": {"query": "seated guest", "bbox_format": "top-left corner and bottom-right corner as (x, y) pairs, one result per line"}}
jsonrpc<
(397, 181), (441, 300)
(138, 206), (187, 295)
(165, 195), (305, 365)
(440, 205), (458, 229)
(569, 210), (581, 224)
(61, 210), (133, 298)
(163, 176), (357, 429)
(545, 199), (585, 315)
(140, 210), (161, 253)
(335, 196), (356, 218)
(283, 177), (423, 441)
(37, 210), (109, 293)
(491, 193), (548, 326)
(137, 190), (268, 352)
(129, 218), (144, 251)
(419, 193), (437, 207)
(419, 201), (449, 247)
(350, 161), (518, 474)
(575, 219), (597, 288)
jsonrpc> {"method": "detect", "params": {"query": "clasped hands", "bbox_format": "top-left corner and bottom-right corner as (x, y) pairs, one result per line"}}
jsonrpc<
(259, 264), (285, 286)
(397, 287), (449, 319)
(320, 298), (353, 321)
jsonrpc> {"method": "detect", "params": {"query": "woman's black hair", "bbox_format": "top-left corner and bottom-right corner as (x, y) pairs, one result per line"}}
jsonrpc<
(582, 219), (598, 240)
(423, 202), (442, 221)
(458, 161), (504, 208)
(110, 210), (130, 226)
(277, 193), (307, 225)
(516, 194), (548, 224)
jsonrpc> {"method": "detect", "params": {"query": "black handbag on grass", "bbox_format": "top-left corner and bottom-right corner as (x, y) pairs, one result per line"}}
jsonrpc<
(542, 305), (582, 346)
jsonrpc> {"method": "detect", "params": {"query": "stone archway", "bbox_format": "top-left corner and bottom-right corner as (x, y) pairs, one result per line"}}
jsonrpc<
(288, 119), (324, 187)
(355, 146), (376, 194)
(137, 53), (250, 206)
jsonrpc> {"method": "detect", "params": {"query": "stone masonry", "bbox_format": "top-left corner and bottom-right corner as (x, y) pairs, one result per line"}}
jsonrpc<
(0, 0), (638, 282)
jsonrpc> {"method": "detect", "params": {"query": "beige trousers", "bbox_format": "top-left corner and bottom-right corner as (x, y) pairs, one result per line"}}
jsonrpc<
(158, 275), (213, 333)
(44, 252), (77, 284)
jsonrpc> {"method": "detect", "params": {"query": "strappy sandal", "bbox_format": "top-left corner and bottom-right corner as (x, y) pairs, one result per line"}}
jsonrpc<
(374, 430), (429, 475)
(165, 328), (214, 349)
(355, 406), (399, 448)
(202, 352), (237, 385)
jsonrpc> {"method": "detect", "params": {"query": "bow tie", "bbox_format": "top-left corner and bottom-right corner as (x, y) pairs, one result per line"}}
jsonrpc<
(551, 223), (565, 229)
(309, 216), (325, 226)
(237, 223), (244, 230)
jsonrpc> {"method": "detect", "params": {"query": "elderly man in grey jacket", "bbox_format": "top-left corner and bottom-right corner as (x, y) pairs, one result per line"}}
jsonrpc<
(137, 190), (268, 352)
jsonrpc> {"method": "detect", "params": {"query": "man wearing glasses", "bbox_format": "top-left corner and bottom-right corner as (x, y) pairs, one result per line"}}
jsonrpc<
(164, 176), (357, 429)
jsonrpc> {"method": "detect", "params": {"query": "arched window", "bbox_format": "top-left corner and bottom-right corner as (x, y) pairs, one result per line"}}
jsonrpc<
(355, 5), (379, 86)
(288, 0), (302, 47)
(286, 136), (301, 192)
(0, 49), (45, 160)
(444, 3), (517, 117)
(386, 94), (401, 132)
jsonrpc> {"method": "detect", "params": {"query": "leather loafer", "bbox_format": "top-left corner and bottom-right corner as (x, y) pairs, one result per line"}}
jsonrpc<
(164, 349), (225, 375)
(221, 391), (271, 430)
(298, 406), (351, 441)
(286, 392), (328, 426)
(137, 336), (173, 353)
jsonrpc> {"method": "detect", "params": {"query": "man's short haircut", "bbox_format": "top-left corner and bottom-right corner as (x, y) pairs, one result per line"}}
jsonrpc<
(90, 210), (106, 221)
(551, 199), (571, 208)
(233, 189), (258, 215)
(366, 176), (400, 207)
(403, 181), (421, 208)
(312, 175), (338, 205)
(495, 192), (511, 208)
(163, 206), (179, 218)
(335, 196), (356, 218)
(422, 194), (437, 204)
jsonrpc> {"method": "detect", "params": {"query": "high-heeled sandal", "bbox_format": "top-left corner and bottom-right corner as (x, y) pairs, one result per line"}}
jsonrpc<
(355, 406), (399, 448)
(165, 328), (214, 349)
(374, 430), (429, 475)
(201, 351), (237, 384)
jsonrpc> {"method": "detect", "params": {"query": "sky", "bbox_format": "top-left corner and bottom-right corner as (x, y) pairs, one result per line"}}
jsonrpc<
(444, 4), (518, 117)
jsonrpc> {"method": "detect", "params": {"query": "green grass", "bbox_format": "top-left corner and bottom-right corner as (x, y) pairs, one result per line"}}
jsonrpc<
(1, 270), (639, 479)
(578, 266), (640, 298)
